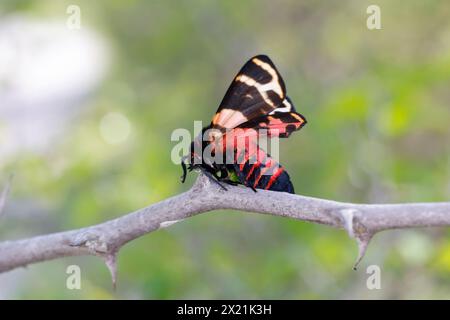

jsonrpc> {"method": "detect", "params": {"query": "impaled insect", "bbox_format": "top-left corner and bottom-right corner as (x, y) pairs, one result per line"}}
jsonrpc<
(180, 55), (307, 193)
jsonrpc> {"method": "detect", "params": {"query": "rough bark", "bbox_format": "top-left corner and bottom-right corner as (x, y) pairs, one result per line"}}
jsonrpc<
(0, 173), (449, 283)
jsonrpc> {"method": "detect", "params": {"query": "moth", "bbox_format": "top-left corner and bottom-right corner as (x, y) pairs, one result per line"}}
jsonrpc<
(180, 55), (307, 193)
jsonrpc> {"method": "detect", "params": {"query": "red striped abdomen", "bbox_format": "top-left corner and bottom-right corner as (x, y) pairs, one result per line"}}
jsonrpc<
(231, 145), (295, 194)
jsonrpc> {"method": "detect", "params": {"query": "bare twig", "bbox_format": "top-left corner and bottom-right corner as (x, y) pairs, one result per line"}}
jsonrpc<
(0, 173), (449, 278)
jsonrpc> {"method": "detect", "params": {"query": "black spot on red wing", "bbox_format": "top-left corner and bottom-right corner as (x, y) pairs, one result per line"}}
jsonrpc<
(285, 124), (297, 136)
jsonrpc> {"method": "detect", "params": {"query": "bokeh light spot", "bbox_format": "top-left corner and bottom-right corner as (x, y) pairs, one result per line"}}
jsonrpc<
(99, 112), (131, 145)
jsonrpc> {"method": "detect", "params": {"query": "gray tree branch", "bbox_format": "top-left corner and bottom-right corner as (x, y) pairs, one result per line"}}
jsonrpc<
(0, 173), (449, 284)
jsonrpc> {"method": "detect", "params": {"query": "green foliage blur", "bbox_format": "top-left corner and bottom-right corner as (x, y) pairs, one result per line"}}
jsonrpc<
(1, 0), (450, 299)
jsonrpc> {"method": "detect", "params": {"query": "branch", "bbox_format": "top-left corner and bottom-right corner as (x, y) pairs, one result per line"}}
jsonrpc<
(0, 173), (449, 282)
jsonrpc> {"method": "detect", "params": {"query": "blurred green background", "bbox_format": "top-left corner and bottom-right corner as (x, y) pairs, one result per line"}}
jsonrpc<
(0, 0), (450, 299)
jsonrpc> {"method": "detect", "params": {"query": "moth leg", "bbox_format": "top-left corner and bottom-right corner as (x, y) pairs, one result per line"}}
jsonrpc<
(221, 178), (239, 186)
(233, 164), (257, 192)
(199, 167), (228, 191)
(231, 164), (245, 186)
(219, 168), (228, 179)
(217, 168), (238, 186)
(224, 180), (239, 186)
(180, 156), (188, 183)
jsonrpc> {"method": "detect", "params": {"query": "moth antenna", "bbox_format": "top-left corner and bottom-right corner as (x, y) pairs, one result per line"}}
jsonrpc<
(180, 156), (188, 183)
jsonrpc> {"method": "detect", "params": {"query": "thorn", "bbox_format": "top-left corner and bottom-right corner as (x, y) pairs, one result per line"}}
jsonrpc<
(104, 252), (118, 291)
(352, 233), (373, 270)
(338, 208), (373, 270)
(0, 174), (14, 218)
